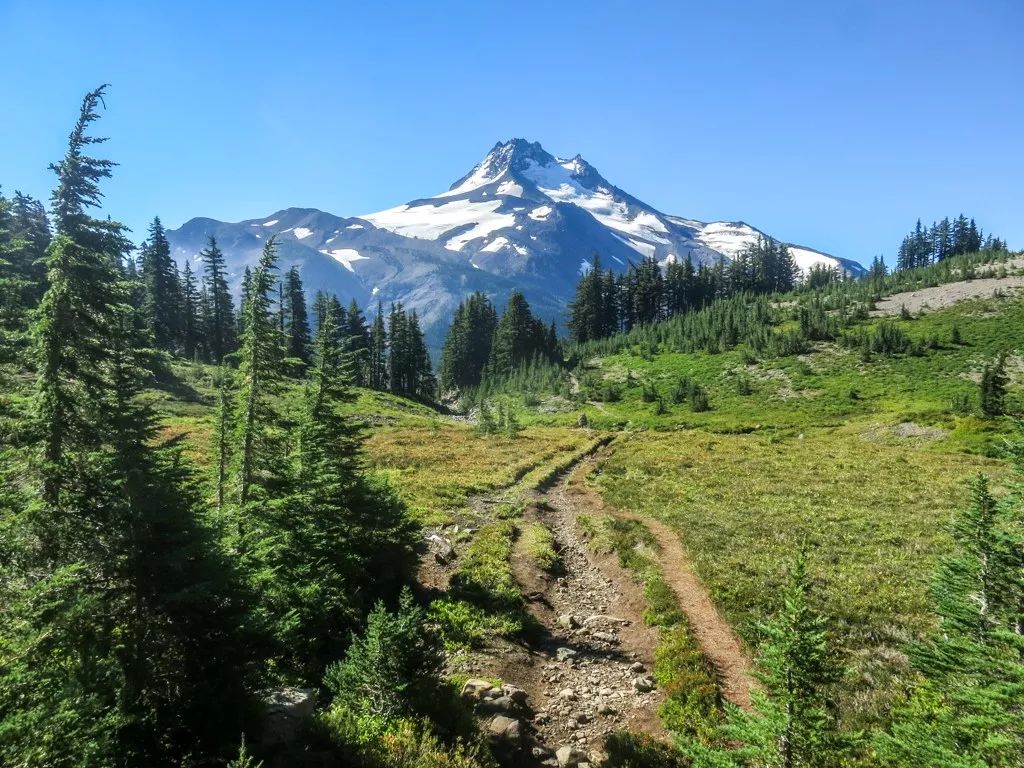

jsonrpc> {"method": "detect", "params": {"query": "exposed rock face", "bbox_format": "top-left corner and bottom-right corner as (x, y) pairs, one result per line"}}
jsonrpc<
(261, 687), (315, 745)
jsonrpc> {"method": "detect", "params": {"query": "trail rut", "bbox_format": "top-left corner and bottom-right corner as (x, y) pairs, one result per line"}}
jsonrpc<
(562, 455), (756, 710)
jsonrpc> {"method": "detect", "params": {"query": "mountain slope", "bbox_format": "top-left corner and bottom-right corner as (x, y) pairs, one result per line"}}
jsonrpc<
(167, 139), (864, 348)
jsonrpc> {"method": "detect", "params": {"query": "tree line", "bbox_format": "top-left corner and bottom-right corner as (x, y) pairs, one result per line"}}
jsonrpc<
(895, 214), (1005, 271)
(568, 236), (802, 344)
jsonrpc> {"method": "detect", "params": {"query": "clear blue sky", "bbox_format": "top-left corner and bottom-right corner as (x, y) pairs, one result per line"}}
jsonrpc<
(2, 0), (1020, 265)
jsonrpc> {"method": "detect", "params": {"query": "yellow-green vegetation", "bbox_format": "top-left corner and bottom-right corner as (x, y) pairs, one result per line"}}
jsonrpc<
(578, 513), (720, 741)
(365, 424), (594, 525)
(432, 519), (528, 649)
(593, 428), (1006, 722)
(519, 521), (561, 572)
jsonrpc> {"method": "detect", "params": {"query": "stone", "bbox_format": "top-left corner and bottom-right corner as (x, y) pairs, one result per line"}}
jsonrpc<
(598, 687), (613, 697)
(461, 678), (494, 701)
(633, 675), (657, 693)
(556, 745), (587, 767)
(502, 683), (529, 706)
(597, 701), (617, 716)
(558, 688), (577, 700)
(558, 613), (580, 629)
(629, 661), (646, 673)
(261, 687), (316, 745)
(477, 695), (516, 715)
(427, 533), (456, 564)
(487, 715), (523, 746)
(592, 631), (617, 643)
(556, 647), (578, 662)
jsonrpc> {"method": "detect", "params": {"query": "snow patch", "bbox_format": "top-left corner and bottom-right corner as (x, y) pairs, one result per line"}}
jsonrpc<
(262, 219), (279, 227)
(320, 248), (369, 272)
(294, 227), (313, 240)
(362, 198), (514, 250)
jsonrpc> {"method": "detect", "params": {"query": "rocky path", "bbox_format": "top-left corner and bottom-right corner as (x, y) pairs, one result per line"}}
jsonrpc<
(452, 441), (755, 766)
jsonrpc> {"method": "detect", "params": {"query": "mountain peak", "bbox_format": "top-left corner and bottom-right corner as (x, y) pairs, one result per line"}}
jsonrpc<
(448, 138), (558, 193)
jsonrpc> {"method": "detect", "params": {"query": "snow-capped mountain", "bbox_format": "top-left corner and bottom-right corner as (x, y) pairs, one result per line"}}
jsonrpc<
(167, 139), (863, 349)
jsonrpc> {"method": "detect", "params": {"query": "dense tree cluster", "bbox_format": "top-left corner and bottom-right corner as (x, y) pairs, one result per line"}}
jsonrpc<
(569, 237), (799, 344)
(895, 215), (1004, 271)
(439, 289), (559, 394)
(0, 86), (431, 767)
(439, 291), (498, 391)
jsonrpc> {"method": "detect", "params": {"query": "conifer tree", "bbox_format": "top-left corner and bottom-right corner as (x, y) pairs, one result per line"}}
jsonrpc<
(232, 237), (286, 513)
(282, 266), (311, 367)
(138, 216), (180, 350)
(200, 236), (236, 362)
(343, 298), (370, 386)
(180, 260), (201, 360)
(1, 84), (248, 768)
(369, 299), (388, 391)
(685, 548), (850, 767)
(439, 291), (497, 391)
(980, 354), (1008, 418)
(874, 475), (1024, 766)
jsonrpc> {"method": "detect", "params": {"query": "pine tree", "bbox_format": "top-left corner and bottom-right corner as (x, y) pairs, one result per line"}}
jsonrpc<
(874, 475), (1024, 766)
(343, 298), (371, 386)
(685, 548), (850, 767)
(282, 266), (311, 368)
(138, 216), (181, 350)
(1, 84), (248, 768)
(200, 236), (236, 362)
(180, 260), (201, 360)
(980, 354), (1008, 418)
(369, 300), (388, 391)
(232, 237), (286, 513)
(285, 305), (416, 675)
(439, 291), (497, 391)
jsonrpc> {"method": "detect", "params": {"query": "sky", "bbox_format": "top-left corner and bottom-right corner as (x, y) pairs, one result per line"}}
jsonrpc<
(1, 0), (1021, 266)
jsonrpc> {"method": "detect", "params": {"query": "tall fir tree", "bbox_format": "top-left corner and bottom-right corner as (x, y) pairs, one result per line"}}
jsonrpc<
(138, 216), (180, 350)
(282, 266), (311, 368)
(200, 236), (236, 362)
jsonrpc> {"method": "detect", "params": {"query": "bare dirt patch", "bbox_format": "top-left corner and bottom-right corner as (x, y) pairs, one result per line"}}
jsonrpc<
(872, 265), (1024, 318)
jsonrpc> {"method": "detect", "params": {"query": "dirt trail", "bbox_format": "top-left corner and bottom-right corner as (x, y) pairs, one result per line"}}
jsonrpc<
(447, 439), (755, 764)
(559, 455), (756, 711)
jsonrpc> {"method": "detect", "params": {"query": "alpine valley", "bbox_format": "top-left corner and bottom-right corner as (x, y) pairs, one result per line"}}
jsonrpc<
(167, 139), (865, 348)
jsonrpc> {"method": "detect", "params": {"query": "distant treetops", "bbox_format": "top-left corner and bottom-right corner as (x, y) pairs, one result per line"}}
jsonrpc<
(896, 214), (1005, 271)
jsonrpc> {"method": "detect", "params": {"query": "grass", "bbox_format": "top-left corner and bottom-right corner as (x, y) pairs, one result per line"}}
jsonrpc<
(592, 427), (1008, 724)
(512, 294), (1024, 450)
(365, 425), (596, 526)
(518, 521), (561, 572)
(433, 520), (529, 650)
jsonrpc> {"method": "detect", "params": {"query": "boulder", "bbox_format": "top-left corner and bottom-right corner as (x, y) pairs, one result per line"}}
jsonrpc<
(461, 678), (494, 701)
(502, 683), (529, 706)
(633, 674), (657, 693)
(556, 647), (578, 662)
(556, 745), (587, 767)
(487, 715), (523, 746)
(558, 613), (580, 629)
(261, 687), (315, 745)
(477, 695), (517, 715)
(427, 534), (456, 564)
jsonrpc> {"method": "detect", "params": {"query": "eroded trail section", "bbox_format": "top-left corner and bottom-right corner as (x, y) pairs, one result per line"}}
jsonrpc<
(564, 456), (756, 710)
(508, 488), (666, 757)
